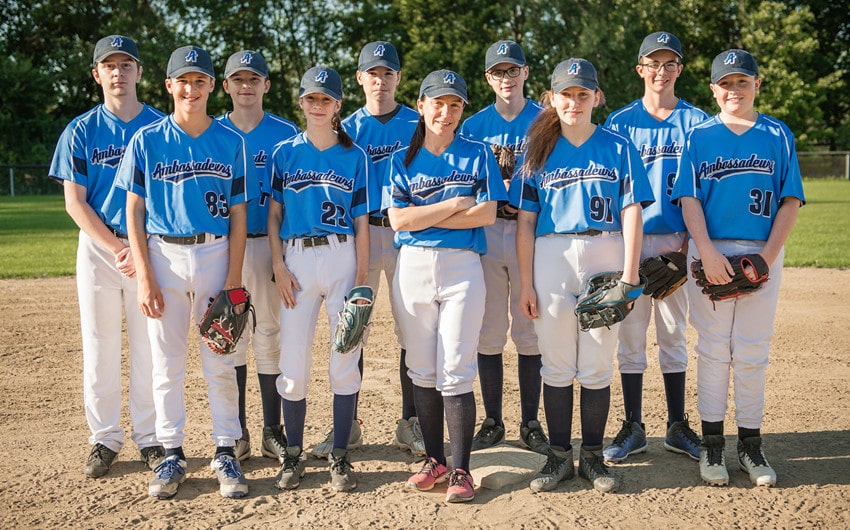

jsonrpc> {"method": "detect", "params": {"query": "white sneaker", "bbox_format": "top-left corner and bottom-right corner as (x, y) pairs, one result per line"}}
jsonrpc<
(309, 419), (363, 458)
(738, 437), (776, 487)
(395, 417), (426, 456)
(699, 434), (729, 486)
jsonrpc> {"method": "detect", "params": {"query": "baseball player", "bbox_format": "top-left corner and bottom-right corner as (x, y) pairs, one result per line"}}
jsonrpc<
(513, 58), (653, 494)
(118, 45), (254, 500)
(218, 49), (299, 463)
(459, 40), (547, 454)
(602, 32), (709, 464)
(386, 69), (507, 504)
(329, 40), (423, 458)
(672, 49), (805, 487)
(268, 66), (374, 493)
(49, 35), (164, 478)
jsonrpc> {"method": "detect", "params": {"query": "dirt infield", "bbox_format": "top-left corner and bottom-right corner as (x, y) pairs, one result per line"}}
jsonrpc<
(1, 269), (849, 528)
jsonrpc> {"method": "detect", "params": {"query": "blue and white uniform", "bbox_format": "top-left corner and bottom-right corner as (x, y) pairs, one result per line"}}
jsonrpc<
(116, 115), (254, 450)
(605, 100), (708, 376)
(672, 113), (805, 428)
(50, 103), (164, 455)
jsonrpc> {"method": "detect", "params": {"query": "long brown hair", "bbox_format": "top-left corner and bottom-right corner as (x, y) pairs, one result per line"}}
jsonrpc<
(404, 114), (426, 167)
(332, 111), (353, 149)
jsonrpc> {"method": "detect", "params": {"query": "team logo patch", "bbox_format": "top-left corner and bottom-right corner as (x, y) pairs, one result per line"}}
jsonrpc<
(697, 155), (776, 181)
(539, 164), (618, 190)
(240, 52), (254, 65)
(185, 49), (199, 63)
(724, 52), (737, 65)
(110, 36), (123, 49)
(282, 169), (353, 192)
(568, 62), (579, 75)
(315, 70), (328, 83)
(497, 42), (509, 55)
(373, 44), (385, 57)
(639, 142), (683, 164)
(657, 33), (670, 44)
(151, 158), (232, 183)
(443, 72), (456, 84)
(90, 145), (125, 168)
(410, 170), (476, 199)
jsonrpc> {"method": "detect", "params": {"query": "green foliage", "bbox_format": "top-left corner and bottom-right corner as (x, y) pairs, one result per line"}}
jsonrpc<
(0, 196), (77, 278)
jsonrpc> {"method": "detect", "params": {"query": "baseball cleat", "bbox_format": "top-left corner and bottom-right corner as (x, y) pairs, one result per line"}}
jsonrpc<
(328, 448), (357, 492)
(309, 419), (362, 458)
(261, 424), (287, 463)
(603, 420), (647, 463)
(737, 437), (776, 487)
(234, 427), (251, 461)
(520, 420), (551, 455)
(140, 445), (166, 471)
(275, 446), (306, 490)
(699, 435), (729, 486)
(664, 416), (701, 461)
(84, 443), (118, 478)
(529, 445), (574, 492)
(579, 446), (620, 493)
(471, 417), (505, 451)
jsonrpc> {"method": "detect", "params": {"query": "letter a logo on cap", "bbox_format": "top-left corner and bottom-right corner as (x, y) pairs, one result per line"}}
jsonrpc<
(315, 70), (328, 83)
(724, 52), (737, 65)
(497, 42), (509, 55)
(657, 33), (670, 43)
(240, 52), (253, 65)
(373, 44), (385, 57)
(110, 36), (123, 48)
(568, 62), (579, 75)
(185, 49), (198, 63)
(443, 72), (456, 84)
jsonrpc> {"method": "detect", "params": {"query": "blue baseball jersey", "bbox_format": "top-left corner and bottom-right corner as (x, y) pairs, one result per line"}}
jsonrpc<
(460, 99), (544, 162)
(342, 104), (419, 217)
(116, 115), (254, 236)
(269, 132), (374, 240)
(382, 135), (509, 254)
(217, 112), (299, 235)
(512, 127), (654, 237)
(49, 104), (165, 234)
(672, 113), (805, 241)
(604, 99), (709, 234)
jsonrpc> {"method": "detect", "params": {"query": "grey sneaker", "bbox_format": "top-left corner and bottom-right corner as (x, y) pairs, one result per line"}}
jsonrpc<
(309, 419), (363, 458)
(210, 454), (249, 498)
(471, 417), (505, 451)
(84, 443), (118, 478)
(149, 455), (187, 499)
(520, 420), (551, 455)
(234, 427), (251, 461)
(140, 445), (165, 471)
(275, 446), (306, 490)
(261, 425), (287, 463)
(578, 445), (620, 493)
(699, 434), (729, 486)
(737, 436), (776, 487)
(328, 448), (357, 492)
(395, 417), (426, 456)
(529, 445), (574, 492)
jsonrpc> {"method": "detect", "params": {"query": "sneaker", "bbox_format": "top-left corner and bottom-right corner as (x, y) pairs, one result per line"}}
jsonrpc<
(234, 427), (251, 461)
(445, 469), (475, 503)
(328, 448), (357, 492)
(275, 446), (306, 490)
(664, 416), (701, 461)
(406, 457), (449, 491)
(578, 445), (620, 493)
(149, 455), (187, 499)
(140, 445), (165, 471)
(603, 420), (647, 463)
(84, 443), (118, 478)
(261, 425), (287, 463)
(471, 417), (505, 451)
(699, 434), (729, 486)
(737, 436), (776, 487)
(210, 454), (249, 498)
(395, 417), (426, 456)
(519, 420), (551, 455)
(309, 419), (363, 458)
(529, 445), (574, 492)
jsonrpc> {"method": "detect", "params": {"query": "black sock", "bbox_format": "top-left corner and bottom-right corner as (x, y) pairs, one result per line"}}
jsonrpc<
(235, 364), (248, 429)
(353, 350), (364, 419)
(165, 446), (186, 460)
(580, 386), (610, 448)
(543, 384), (573, 449)
(620, 373), (642, 424)
(701, 421), (724, 437)
(400, 349), (416, 419)
(663, 371), (687, 425)
(412, 385), (446, 465)
(477, 353), (503, 425)
(517, 354), (542, 426)
(258, 373), (281, 427)
(282, 398), (307, 448)
(333, 393), (357, 450)
(738, 427), (760, 440)
(445, 392), (476, 471)
(215, 445), (235, 457)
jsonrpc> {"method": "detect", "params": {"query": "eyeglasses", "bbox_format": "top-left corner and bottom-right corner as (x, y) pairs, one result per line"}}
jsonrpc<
(639, 61), (681, 72)
(488, 66), (522, 79)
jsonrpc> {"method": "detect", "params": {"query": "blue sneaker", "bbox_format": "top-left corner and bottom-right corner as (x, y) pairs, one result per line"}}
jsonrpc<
(149, 455), (187, 499)
(664, 416), (701, 461)
(603, 420), (647, 463)
(211, 454), (249, 498)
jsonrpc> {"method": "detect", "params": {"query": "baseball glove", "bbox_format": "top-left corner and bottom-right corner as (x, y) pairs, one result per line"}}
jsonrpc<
(199, 287), (255, 355)
(575, 271), (646, 331)
(332, 285), (374, 354)
(490, 144), (517, 180)
(639, 251), (688, 300)
(690, 253), (769, 302)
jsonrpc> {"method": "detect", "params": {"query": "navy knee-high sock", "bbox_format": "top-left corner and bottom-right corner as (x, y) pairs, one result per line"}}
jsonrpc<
(282, 398), (307, 449)
(333, 393), (357, 450)
(477, 353), (503, 425)
(412, 385), (446, 464)
(663, 371), (687, 425)
(400, 349), (416, 420)
(258, 373), (281, 427)
(235, 364), (248, 429)
(621, 373), (643, 424)
(353, 350), (364, 419)
(543, 384), (574, 449)
(580, 386), (611, 447)
(518, 354), (542, 426)
(445, 392), (476, 472)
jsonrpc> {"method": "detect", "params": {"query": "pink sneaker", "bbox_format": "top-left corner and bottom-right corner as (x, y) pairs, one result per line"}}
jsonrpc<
(445, 469), (475, 503)
(406, 457), (448, 491)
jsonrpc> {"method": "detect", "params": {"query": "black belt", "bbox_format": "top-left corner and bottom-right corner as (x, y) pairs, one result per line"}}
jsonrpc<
(247, 233), (267, 238)
(159, 234), (224, 245)
(566, 229), (620, 237)
(496, 209), (518, 221)
(108, 226), (128, 239)
(294, 234), (348, 248)
(368, 216), (392, 228)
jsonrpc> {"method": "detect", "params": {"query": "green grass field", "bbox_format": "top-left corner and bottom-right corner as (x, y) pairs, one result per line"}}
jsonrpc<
(0, 180), (848, 278)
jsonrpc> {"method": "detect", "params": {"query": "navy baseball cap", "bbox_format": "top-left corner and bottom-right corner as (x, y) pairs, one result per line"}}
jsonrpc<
(711, 49), (759, 83)
(167, 45), (215, 78)
(300, 65), (343, 101)
(419, 69), (468, 103)
(551, 58), (598, 92)
(485, 40), (526, 71)
(92, 35), (141, 65)
(638, 31), (683, 61)
(358, 41), (401, 72)
(224, 50), (269, 78)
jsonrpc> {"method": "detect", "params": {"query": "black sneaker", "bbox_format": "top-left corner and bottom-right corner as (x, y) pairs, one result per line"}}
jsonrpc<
(519, 420), (551, 455)
(578, 445), (620, 493)
(140, 445), (165, 471)
(84, 443), (118, 478)
(471, 417), (505, 451)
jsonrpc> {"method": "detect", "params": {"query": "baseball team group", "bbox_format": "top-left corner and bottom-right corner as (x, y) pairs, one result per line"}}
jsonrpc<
(50, 28), (804, 504)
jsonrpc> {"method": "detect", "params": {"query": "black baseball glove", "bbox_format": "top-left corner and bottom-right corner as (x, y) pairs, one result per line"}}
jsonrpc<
(690, 254), (770, 302)
(575, 271), (646, 331)
(199, 287), (255, 355)
(639, 251), (688, 300)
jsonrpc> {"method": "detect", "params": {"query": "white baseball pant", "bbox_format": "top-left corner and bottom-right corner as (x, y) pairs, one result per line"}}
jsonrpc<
(233, 236), (281, 374)
(365, 223), (403, 347)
